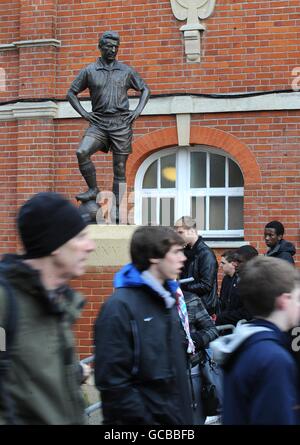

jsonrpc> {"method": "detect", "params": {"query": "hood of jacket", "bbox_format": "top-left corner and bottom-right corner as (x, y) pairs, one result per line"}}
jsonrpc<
(210, 321), (274, 366)
(266, 239), (296, 257)
(0, 253), (85, 321)
(114, 263), (179, 308)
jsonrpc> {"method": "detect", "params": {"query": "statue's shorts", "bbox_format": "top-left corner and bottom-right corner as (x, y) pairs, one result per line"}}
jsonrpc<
(83, 113), (133, 155)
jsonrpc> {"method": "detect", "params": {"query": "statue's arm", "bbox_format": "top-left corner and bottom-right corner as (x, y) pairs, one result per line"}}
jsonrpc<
(131, 84), (151, 121)
(67, 88), (90, 120)
(67, 68), (99, 125)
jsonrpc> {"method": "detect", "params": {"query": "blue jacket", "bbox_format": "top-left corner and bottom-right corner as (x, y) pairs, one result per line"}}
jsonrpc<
(94, 264), (193, 425)
(210, 319), (300, 424)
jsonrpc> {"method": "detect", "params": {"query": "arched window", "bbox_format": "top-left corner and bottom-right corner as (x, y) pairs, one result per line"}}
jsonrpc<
(134, 146), (244, 238)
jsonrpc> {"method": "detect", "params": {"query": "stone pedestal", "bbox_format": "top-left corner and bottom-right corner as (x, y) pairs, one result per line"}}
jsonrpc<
(87, 224), (138, 267)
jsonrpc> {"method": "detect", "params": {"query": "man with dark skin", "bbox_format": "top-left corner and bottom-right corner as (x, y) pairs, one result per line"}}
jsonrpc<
(264, 220), (296, 264)
(67, 31), (150, 221)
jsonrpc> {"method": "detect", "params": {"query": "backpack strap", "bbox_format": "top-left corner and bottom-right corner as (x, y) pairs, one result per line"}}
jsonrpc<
(0, 275), (19, 424)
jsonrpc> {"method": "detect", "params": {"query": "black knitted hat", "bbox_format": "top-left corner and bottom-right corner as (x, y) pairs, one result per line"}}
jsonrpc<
(17, 192), (87, 259)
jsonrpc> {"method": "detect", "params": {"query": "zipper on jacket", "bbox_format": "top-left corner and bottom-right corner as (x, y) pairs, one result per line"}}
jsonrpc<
(130, 319), (140, 376)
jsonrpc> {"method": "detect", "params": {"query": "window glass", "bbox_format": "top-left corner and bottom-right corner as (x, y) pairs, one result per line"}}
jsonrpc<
(210, 197), (225, 230)
(143, 160), (157, 189)
(160, 198), (175, 226)
(228, 197), (244, 229)
(190, 152), (206, 188)
(161, 155), (176, 189)
(191, 196), (206, 230)
(142, 197), (157, 225)
(229, 159), (244, 187)
(210, 154), (225, 187)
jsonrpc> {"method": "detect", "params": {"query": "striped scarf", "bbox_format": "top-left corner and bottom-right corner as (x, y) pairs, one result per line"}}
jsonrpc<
(175, 284), (195, 355)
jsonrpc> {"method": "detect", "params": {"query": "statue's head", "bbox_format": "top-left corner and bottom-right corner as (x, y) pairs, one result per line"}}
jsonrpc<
(98, 31), (120, 62)
(98, 31), (120, 49)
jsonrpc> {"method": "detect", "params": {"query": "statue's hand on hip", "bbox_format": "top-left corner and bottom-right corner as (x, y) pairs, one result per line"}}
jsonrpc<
(125, 110), (139, 126)
(84, 111), (102, 126)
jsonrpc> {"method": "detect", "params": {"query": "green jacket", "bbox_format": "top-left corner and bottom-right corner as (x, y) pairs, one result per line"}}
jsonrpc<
(0, 255), (87, 425)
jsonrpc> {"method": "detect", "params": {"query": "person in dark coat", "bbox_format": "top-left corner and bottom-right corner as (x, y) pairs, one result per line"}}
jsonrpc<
(211, 256), (300, 425)
(94, 226), (194, 425)
(215, 245), (258, 327)
(218, 250), (237, 317)
(174, 216), (218, 315)
(0, 192), (95, 425)
(264, 220), (296, 264)
(182, 291), (219, 424)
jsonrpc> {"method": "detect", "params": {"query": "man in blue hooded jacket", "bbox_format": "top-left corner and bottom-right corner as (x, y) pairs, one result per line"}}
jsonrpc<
(94, 226), (194, 425)
(210, 256), (300, 425)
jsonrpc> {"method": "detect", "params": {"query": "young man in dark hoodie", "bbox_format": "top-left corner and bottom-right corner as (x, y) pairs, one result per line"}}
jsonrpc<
(94, 226), (194, 425)
(264, 220), (296, 264)
(210, 256), (300, 425)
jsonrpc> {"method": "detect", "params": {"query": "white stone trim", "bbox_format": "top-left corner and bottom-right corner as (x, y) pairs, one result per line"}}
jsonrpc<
(0, 39), (61, 51)
(1, 92), (300, 121)
(0, 43), (15, 51)
(206, 240), (248, 249)
(0, 101), (58, 120)
(57, 92), (300, 119)
(176, 113), (191, 145)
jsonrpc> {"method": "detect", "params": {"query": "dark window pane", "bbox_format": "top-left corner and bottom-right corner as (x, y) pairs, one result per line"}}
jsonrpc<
(228, 197), (244, 230)
(159, 198), (174, 226)
(191, 196), (206, 230)
(161, 155), (176, 189)
(190, 152), (206, 188)
(229, 159), (244, 187)
(143, 160), (158, 189)
(210, 154), (225, 187)
(210, 197), (225, 230)
(142, 197), (157, 225)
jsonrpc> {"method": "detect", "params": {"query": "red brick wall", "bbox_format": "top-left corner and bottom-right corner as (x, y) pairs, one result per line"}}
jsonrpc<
(53, 0), (300, 97)
(72, 267), (115, 357)
(1, 1), (19, 100)
(0, 1), (299, 357)
(0, 121), (18, 252)
(2, 1), (300, 100)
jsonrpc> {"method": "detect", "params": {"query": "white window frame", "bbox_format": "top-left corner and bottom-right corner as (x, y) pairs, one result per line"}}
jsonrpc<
(134, 146), (244, 238)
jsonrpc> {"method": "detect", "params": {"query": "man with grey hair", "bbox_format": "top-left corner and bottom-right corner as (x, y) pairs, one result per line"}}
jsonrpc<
(67, 31), (150, 221)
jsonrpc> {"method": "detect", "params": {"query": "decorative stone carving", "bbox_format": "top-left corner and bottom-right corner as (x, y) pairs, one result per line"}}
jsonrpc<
(170, 0), (216, 62)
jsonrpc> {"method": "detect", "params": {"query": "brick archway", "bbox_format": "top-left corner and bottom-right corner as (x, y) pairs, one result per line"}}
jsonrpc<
(127, 126), (261, 186)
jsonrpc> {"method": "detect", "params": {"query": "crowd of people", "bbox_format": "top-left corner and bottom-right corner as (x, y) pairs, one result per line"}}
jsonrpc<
(0, 193), (298, 425)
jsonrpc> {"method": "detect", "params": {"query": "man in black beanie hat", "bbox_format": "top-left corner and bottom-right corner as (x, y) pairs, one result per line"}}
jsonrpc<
(0, 192), (95, 424)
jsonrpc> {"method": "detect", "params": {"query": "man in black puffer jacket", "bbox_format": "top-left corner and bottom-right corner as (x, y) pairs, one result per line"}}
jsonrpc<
(175, 216), (218, 315)
(264, 220), (296, 264)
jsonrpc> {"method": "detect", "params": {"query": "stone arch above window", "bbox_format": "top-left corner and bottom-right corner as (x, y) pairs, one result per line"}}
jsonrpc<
(127, 126), (261, 187)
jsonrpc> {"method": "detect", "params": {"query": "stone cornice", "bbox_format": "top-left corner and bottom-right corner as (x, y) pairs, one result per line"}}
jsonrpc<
(0, 39), (61, 51)
(0, 92), (299, 121)
(0, 101), (58, 120)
